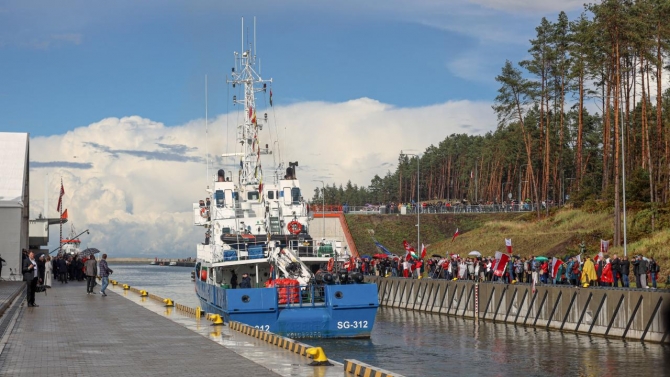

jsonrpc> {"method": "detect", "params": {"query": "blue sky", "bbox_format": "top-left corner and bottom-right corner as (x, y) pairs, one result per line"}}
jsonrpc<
(2, 1), (588, 256)
(1, 1), (584, 136)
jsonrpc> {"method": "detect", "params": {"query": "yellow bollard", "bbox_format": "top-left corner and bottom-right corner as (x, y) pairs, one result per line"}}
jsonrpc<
(195, 306), (202, 318)
(163, 298), (174, 307)
(140, 290), (148, 297)
(122, 284), (130, 290)
(305, 347), (332, 366)
(111, 280), (117, 286)
(209, 314), (224, 325)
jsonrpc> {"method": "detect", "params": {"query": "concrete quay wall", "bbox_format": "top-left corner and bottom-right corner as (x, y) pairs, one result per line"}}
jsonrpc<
(368, 277), (670, 343)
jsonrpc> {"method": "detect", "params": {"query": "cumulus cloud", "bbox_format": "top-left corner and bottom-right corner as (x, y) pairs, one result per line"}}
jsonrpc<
(29, 99), (496, 257)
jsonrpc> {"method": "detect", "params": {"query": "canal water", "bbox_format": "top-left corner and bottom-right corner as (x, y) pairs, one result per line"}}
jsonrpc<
(113, 264), (670, 376)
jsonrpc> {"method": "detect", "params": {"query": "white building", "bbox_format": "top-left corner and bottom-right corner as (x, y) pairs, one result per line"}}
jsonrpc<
(0, 132), (29, 281)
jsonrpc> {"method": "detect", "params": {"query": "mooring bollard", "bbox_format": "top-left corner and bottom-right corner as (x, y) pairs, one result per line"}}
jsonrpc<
(163, 298), (174, 307)
(306, 347), (332, 366)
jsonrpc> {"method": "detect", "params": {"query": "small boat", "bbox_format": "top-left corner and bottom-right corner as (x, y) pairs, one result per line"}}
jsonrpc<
(192, 19), (378, 339)
(169, 261), (177, 266)
(149, 261), (157, 265)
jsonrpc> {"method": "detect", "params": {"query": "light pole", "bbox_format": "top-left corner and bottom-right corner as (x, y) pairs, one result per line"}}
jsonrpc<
(313, 180), (325, 241)
(404, 152), (421, 252)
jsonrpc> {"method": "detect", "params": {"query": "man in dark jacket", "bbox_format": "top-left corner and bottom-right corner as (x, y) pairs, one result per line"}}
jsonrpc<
(22, 251), (39, 307)
(633, 255), (648, 288)
(620, 256), (630, 287)
(239, 273), (252, 288)
(610, 255), (622, 287)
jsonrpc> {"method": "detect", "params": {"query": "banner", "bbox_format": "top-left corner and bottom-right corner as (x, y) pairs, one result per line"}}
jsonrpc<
(600, 239), (610, 254)
(505, 238), (512, 254)
(374, 241), (392, 255)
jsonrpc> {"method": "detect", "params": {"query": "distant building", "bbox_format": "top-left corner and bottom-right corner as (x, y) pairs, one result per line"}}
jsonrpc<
(0, 132), (29, 281)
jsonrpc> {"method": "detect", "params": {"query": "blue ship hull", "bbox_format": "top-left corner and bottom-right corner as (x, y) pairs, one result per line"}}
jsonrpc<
(195, 280), (378, 338)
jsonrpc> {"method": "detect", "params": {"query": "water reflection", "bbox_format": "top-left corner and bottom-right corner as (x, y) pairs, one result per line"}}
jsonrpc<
(321, 307), (669, 377)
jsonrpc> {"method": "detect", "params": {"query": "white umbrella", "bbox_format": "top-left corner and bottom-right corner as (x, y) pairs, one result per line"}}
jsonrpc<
(468, 251), (481, 257)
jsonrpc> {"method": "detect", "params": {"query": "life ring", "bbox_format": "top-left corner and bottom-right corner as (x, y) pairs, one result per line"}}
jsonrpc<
(200, 207), (209, 218)
(327, 258), (334, 273)
(287, 220), (302, 235)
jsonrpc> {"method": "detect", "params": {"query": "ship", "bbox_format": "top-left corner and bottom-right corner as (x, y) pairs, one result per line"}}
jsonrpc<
(192, 19), (378, 338)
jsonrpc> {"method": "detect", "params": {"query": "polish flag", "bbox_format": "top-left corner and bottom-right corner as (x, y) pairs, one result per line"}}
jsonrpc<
(492, 251), (509, 277)
(420, 244), (426, 259)
(551, 257), (564, 278)
(451, 228), (460, 243)
(594, 251), (603, 263)
(505, 238), (513, 254)
(57, 178), (65, 212)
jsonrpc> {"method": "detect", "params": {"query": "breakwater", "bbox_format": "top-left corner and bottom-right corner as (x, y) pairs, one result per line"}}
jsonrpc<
(368, 277), (670, 343)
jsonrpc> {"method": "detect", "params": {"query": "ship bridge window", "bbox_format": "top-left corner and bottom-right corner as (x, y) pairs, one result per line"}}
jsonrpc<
(291, 188), (301, 204)
(215, 190), (225, 208)
(247, 191), (259, 201)
(267, 191), (274, 200)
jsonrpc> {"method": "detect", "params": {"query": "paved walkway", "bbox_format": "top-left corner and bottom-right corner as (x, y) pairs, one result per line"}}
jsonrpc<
(0, 281), (280, 376)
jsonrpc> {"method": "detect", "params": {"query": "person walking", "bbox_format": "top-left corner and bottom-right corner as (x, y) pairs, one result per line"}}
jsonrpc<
(98, 254), (113, 296)
(44, 256), (53, 288)
(85, 256), (98, 294)
(22, 251), (39, 307)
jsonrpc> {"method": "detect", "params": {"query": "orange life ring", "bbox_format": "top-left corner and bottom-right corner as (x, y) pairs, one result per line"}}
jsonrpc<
(327, 258), (334, 273)
(287, 220), (302, 235)
(200, 207), (208, 218)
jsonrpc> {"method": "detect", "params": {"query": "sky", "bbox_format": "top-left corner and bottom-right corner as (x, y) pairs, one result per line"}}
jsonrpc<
(0, 0), (586, 257)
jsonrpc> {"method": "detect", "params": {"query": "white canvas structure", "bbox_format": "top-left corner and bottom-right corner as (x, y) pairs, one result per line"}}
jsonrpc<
(0, 132), (29, 281)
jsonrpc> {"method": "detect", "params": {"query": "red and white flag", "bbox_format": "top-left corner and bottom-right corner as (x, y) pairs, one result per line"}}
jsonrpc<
(451, 228), (460, 243)
(56, 178), (65, 212)
(61, 209), (68, 220)
(600, 239), (610, 254)
(492, 251), (509, 277)
(420, 244), (427, 259)
(551, 257), (564, 278)
(403, 240), (415, 261)
(505, 238), (513, 254)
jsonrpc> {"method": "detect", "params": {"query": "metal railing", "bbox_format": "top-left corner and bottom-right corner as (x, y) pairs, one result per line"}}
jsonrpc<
(312, 203), (560, 215)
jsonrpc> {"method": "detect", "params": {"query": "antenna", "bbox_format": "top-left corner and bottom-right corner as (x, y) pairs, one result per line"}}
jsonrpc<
(44, 172), (49, 217)
(241, 17), (244, 57)
(205, 74), (209, 185)
(254, 16), (256, 57)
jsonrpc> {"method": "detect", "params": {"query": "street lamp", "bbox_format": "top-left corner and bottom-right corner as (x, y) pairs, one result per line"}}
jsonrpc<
(501, 181), (511, 204)
(313, 180), (325, 241)
(404, 152), (421, 252)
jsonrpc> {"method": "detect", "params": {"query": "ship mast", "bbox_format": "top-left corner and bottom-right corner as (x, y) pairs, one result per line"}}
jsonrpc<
(226, 17), (272, 189)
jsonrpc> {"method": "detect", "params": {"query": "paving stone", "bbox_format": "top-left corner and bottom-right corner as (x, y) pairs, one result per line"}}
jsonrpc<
(0, 281), (280, 376)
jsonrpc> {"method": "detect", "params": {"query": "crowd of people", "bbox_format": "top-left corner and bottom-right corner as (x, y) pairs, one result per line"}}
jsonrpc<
(350, 252), (662, 289)
(21, 249), (114, 307)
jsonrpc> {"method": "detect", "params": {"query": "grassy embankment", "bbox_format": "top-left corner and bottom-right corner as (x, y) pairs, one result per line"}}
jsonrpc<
(346, 207), (670, 285)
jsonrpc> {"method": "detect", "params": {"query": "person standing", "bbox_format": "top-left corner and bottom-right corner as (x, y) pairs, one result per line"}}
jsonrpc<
(44, 256), (53, 288)
(0, 254), (6, 278)
(22, 251), (39, 307)
(633, 255), (648, 289)
(98, 254), (113, 296)
(620, 256), (630, 287)
(649, 257), (659, 289)
(610, 255), (621, 287)
(239, 273), (251, 288)
(85, 256), (98, 294)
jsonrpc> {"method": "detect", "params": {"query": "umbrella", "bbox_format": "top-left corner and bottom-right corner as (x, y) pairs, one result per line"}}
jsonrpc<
(432, 254), (443, 258)
(360, 255), (371, 260)
(535, 256), (549, 262)
(79, 248), (101, 257)
(373, 253), (388, 259)
(468, 251), (482, 257)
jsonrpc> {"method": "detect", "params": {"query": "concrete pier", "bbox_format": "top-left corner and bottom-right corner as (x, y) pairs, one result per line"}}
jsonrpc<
(370, 277), (670, 343)
(0, 282), (304, 376)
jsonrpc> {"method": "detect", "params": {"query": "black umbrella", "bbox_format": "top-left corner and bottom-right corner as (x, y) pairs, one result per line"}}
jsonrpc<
(79, 248), (101, 257)
(432, 254), (443, 258)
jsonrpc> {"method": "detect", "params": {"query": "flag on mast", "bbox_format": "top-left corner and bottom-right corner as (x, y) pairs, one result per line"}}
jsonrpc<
(269, 90), (273, 106)
(420, 244), (426, 259)
(451, 228), (460, 243)
(56, 178), (65, 212)
(61, 209), (68, 220)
